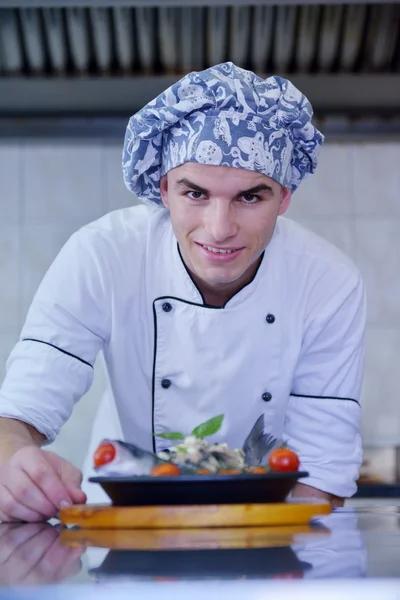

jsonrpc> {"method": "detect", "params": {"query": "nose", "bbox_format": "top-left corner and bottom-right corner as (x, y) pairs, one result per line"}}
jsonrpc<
(204, 199), (238, 242)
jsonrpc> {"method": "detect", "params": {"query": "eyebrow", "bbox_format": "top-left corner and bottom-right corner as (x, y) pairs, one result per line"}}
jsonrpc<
(175, 178), (274, 196)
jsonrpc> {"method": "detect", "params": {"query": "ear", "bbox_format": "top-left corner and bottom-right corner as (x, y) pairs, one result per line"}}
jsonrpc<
(160, 175), (169, 209)
(278, 186), (292, 216)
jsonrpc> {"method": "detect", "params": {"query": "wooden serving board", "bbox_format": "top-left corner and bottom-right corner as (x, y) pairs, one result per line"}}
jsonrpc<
(60, 523), (330, 551)
(59, 499), (331, 530)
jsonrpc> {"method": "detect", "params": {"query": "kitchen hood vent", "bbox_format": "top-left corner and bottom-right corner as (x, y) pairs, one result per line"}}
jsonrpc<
(0, 4), (399, 77)
(1, 3), (400, 128)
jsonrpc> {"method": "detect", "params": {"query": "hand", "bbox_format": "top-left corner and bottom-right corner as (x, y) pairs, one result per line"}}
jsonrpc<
(291, 482), (344, 508)
(0, 447), (87, 522)
(0, 522), (84, 585)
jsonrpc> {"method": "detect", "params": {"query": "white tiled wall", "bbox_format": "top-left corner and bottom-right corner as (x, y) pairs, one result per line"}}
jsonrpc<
(0, 140), (399, 470)
(289, 142), (400, 449)
(0, 142), (138, 469)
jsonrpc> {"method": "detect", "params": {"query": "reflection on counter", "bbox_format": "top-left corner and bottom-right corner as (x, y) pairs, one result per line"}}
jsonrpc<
(63, 524), (321, 581)
(0, 510), (369, 585)
(0, 523), (84, 586)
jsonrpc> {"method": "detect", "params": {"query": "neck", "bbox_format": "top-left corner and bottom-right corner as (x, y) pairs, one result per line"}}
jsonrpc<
(189, 257), (262, 308)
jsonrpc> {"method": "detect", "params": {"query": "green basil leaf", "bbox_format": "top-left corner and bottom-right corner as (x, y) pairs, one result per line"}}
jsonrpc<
(191, 414), (224, 438)
(156, 432), (185, 440)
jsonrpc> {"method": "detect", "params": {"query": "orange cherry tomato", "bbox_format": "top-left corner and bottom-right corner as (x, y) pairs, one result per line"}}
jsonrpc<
(197, 468), (212, 475)
(268, 448), (300, 473)
(93, 442), (116, 468)
(248, 466), (268, 474)
(150, 463), (182, 476)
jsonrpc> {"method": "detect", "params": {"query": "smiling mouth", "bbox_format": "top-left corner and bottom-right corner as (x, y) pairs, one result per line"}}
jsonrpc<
(197, 243), (242, 255)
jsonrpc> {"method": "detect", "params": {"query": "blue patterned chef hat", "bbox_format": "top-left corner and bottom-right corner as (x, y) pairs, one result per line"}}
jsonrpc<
(122, 62), (324, 205)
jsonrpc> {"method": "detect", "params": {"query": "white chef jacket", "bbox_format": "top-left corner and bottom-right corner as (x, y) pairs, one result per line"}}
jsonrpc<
(0, 204), (366, 501)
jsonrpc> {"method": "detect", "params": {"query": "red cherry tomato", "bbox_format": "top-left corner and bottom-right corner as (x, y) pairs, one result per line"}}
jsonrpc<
(94, 442), (116, 468)
(268, 448), (300, 472)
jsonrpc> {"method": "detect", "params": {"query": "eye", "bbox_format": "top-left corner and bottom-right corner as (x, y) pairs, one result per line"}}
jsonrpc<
(240, 194), (261, 204)
(186, 191), (206, 200)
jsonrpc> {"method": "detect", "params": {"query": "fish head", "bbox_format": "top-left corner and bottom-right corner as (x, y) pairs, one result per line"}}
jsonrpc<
(93, 439), (165, 476)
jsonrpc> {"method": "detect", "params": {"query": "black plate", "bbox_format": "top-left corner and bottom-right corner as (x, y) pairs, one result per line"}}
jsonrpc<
(89, 546), (311, 579)
(88, 471), (309, 506)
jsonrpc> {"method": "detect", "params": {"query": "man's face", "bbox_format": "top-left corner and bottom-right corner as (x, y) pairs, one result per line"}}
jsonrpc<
(160, 163), (291, 294)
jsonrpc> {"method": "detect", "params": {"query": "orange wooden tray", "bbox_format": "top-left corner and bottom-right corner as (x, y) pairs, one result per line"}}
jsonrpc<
(59, 499), (331, 530)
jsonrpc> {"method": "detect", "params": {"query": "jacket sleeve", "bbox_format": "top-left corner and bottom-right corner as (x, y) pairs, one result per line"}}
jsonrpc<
(283, 269), (366, 498)
(0, 227), (112, 442)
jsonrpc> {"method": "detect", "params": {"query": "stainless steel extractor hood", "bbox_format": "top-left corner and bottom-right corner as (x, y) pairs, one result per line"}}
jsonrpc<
(0, 2), (399, 138)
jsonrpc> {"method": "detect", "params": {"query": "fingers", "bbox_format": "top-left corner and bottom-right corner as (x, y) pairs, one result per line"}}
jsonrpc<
(0, 487), (44, 524)
(2, 469), (58, 520)
(66, 485), (87, 505)
(60, 463), (86, 504)
(16, 453), (74, 511)
(42, 451), (86, 506)
(0, 448), (86, 523)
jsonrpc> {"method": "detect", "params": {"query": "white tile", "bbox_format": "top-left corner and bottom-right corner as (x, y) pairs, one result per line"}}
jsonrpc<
(23, 143), (106, 226)
(0, 144), (21, 224)
(293, 217), (354, 260)
(287, 143), (353, 218)
(104, 143), (140, 211)
(0, 331), (20, 386)
(0, 226), (20, 329)
(354, 219), (400, 327)
(361, 329), (400, 446)
(20, 224), (80, 323)
(352, 143), (400, 216)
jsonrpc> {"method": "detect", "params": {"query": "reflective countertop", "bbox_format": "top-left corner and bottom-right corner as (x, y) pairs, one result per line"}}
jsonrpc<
(1, 503), (400, 598)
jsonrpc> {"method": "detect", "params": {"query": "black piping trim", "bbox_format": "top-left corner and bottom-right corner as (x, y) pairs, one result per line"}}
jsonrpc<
(177, 243), (265, 309)
(153, 295), (218, 309)
(152, 295), (207, 450)
(151, 241), (265, 449)
(151, 302), (158, 453)
(177, 244), (209, 306)
(290, 393), (360, 406)
(22, 338), (93, 369)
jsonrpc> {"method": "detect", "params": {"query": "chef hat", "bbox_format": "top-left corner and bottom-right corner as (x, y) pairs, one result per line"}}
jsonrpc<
(122, 62), (324, 205)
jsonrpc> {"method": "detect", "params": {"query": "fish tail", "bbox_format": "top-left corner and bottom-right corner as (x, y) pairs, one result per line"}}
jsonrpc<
(242, 415), (279, 465)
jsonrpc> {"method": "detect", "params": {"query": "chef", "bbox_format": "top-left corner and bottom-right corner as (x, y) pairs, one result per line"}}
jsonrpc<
(0, 62), (365, 522)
